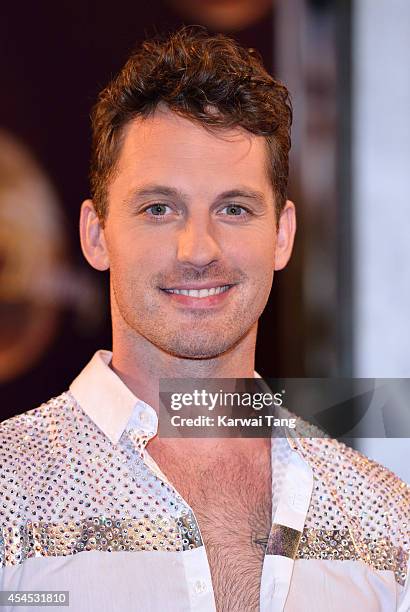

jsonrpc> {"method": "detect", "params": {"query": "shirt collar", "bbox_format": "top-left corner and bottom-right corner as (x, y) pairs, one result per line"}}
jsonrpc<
(70, 349), (262, 445)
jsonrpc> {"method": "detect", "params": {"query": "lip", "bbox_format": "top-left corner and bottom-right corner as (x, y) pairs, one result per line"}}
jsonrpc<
(159, 284), (236, 309)
(161, 282), (234, 291)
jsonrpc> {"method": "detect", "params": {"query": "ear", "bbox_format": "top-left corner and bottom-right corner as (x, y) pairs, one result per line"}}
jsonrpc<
(79, 199), (110, 271)
(274, 200), (296, 271)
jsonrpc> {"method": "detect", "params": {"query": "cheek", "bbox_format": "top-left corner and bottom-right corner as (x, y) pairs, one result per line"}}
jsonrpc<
(234, 230), (276, 274)
(108, 231), (160, 272)
(232, 232), (276, 305)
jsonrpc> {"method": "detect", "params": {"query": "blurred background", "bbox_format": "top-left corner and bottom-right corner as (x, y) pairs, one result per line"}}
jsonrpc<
(1, 0), (409, 479)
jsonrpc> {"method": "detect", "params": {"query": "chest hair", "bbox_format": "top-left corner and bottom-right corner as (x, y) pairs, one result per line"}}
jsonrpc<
(148, 441), (272, 612)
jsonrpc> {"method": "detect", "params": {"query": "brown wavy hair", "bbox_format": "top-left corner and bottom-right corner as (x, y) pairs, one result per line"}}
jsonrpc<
(90, 26), (292, 223)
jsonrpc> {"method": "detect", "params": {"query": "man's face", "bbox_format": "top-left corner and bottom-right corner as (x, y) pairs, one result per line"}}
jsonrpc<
(94, 108), (292, 359)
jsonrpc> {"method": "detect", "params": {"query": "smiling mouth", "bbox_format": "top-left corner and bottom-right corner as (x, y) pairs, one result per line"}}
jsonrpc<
(161, 285), (232, 298)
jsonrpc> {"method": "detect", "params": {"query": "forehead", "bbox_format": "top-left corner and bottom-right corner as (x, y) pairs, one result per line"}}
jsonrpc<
(111, 108), (272, 196)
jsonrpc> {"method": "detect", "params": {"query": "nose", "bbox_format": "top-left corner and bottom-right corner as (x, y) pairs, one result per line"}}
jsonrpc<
(177, 216), (222, 269)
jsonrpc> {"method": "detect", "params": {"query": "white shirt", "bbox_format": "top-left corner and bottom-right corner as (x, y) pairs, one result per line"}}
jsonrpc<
(0, 350), (409, 611)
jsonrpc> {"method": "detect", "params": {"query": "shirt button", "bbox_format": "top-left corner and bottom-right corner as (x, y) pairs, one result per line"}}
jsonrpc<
(140, 411), (150, 424)
(193, 580), (208, 594)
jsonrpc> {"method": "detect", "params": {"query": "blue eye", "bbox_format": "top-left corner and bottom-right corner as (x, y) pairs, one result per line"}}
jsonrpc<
(146, 204), (169, 216)
(222, 205), (248, 216)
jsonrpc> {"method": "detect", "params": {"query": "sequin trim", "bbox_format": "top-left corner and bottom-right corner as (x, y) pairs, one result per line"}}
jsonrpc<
(1, 513), (202, 566)
(266, 524), (301, 558)
(297, 528), (408, 586)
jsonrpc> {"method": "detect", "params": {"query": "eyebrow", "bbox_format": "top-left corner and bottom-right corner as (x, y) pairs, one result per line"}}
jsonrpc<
(215, 189), (267, 207)
(125, 185), (184, 201)
(123, 184), (267, 208)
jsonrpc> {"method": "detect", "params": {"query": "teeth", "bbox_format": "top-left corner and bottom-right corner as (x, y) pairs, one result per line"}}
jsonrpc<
(166, 285), (230, 298)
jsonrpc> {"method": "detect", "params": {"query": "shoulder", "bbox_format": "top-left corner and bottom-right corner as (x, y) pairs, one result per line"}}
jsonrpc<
(298, 435), (410, 583)
(0, 392), (83, 533)
(288, 413), (410, 520)
(0, 391), (76, 483)
(0, 391), (75, 443)
(299, 434), (409, 508)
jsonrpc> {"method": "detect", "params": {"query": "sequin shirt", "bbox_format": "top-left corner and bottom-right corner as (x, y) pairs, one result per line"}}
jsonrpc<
(0, 350), (409, 611)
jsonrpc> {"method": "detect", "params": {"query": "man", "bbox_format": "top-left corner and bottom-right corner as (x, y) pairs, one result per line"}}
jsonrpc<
(0, 27), (408, 612)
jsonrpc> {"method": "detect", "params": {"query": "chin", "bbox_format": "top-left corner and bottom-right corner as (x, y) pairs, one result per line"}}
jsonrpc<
(159, 332), (244, 360)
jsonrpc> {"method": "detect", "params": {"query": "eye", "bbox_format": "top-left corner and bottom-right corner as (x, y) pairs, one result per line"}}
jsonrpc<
(144, 203), (171, 216)
(145, 203), (169, 216)
(220, 204), (250, 217)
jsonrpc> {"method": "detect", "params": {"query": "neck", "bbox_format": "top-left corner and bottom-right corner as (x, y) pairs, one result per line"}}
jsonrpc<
(110, 325), (258, 411)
